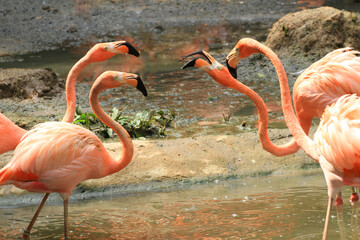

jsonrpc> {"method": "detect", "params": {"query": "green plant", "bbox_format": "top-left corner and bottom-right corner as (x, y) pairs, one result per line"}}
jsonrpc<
(73, 105), (176, 139)
(282, 25), (289, 37)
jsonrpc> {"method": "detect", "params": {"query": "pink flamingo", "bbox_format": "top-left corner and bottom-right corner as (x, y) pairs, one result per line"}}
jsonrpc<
(0, 40), (140, 238)
(0, 40), (140, 153)
(182, 49), (360, 239)
(226, 38), (360, 204)
(0, 71), (147, 239)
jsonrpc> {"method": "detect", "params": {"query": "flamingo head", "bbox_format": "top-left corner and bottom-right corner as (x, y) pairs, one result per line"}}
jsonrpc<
(86, 41), (140, 62)
(181, 50), (237, 88)
(226, 38), (262, 79)
(94, 71), (147, 97)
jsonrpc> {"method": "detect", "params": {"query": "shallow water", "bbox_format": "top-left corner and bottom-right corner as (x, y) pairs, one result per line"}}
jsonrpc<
(1, 174), (360, 239)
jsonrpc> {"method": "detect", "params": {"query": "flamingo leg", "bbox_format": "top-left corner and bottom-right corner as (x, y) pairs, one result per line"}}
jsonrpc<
(22, 193), (50, 239)
(336, 203), (345, 240)
(64, 199), (69, 239)
(323, 197), (334, 240)
(350, 187), (359, 205)
(351, 207), (359, 239)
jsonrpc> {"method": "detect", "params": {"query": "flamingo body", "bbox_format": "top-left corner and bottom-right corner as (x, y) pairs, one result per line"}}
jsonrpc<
(0, 122), (111, 198)
(294, 48), (360, 119)
(314, 95), (360, 179)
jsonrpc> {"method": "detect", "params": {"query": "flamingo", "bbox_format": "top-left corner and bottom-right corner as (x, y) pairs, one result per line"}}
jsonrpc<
(0, 40), (140, 154)
(0, 71), (147, 239)
(182, 49), (360, 239)
(226, 38), (360, 204)
(0, 40), (140, 238)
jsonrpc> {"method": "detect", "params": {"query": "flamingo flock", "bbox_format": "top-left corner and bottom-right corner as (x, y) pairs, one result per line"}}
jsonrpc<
(0, 37), (359, 240)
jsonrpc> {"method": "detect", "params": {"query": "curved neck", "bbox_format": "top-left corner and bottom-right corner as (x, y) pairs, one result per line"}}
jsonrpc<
(62, 57), (91, 123)
(229, 80), (299, 156)
(253, 43), (318, 160)
(89, 87), (134, 175)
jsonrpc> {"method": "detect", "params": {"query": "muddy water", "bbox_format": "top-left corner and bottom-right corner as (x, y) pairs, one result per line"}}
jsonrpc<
(0, 22), (288, 138)
(1, 174), (359, 239)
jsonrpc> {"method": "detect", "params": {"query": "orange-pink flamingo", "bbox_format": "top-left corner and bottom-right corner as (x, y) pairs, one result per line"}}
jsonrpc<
(0, 40), (140, 154)
(226, 38), (360, 204)
(0, 71), (147, 239)
(182, 49), (360, 239)
(0, 40), (140, 238)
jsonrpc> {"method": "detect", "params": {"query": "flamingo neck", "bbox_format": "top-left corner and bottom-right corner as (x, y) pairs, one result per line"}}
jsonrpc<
(0, 113), (27, 153)
(62, 57), (91, 123)
(229, 79), (299, 156)
(89, 87), (134, 175)
(253, 42), (319, 160)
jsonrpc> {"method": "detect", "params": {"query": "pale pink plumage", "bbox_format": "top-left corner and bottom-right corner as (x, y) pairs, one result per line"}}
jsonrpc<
(294, 48), (360, 120)
(0, 122), (110, 198)
(315, 95), (360, 178)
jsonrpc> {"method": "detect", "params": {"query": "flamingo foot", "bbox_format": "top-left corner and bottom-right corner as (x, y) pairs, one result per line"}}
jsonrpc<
(350, 192), (359, 206)
(334, 196), (343, 206)
(22, 228), (31, 239)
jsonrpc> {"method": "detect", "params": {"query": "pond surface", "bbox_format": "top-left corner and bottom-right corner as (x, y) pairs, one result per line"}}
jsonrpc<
(1, 174), (359, 239)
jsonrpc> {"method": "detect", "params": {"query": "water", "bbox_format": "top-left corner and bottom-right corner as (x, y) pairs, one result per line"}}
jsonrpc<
(1, 174), (359, 239)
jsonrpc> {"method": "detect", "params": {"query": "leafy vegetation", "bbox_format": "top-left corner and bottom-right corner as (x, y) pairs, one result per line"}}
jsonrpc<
(73, 105), (176, 139)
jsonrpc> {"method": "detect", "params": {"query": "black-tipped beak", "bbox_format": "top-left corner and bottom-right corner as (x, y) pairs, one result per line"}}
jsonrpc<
(182, 50), (211, 64)
(181, 58), (199, 69)
(121, 42), (140, 57)
(226, 59), (237, 79)
(136, 76), (148, 97)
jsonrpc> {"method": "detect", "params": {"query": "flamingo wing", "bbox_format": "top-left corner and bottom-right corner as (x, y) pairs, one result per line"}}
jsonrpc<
(294, 48), (360, 118)
(314, 95), (360, 177)
(0, 122), (106, 192)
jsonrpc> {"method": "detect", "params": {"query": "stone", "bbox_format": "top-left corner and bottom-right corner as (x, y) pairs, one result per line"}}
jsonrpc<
(265, 7), (360, 57)
(0, 68), (64, 99)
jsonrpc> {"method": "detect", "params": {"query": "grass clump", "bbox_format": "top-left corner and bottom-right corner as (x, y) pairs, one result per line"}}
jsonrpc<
(73, 105), (176, 139)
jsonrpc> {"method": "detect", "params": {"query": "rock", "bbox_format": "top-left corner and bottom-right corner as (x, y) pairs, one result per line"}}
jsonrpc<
(0, 68), (64, 99)
(265, 7), (360, 57)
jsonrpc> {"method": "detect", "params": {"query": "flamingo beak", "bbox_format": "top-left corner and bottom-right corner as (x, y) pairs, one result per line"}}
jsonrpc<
(181, 57), (199, 69)
(135, 76), (148, 97)
(226, 59), (237, 79)
(181, 50), (213, 69)
(116, 41), (140, 57)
